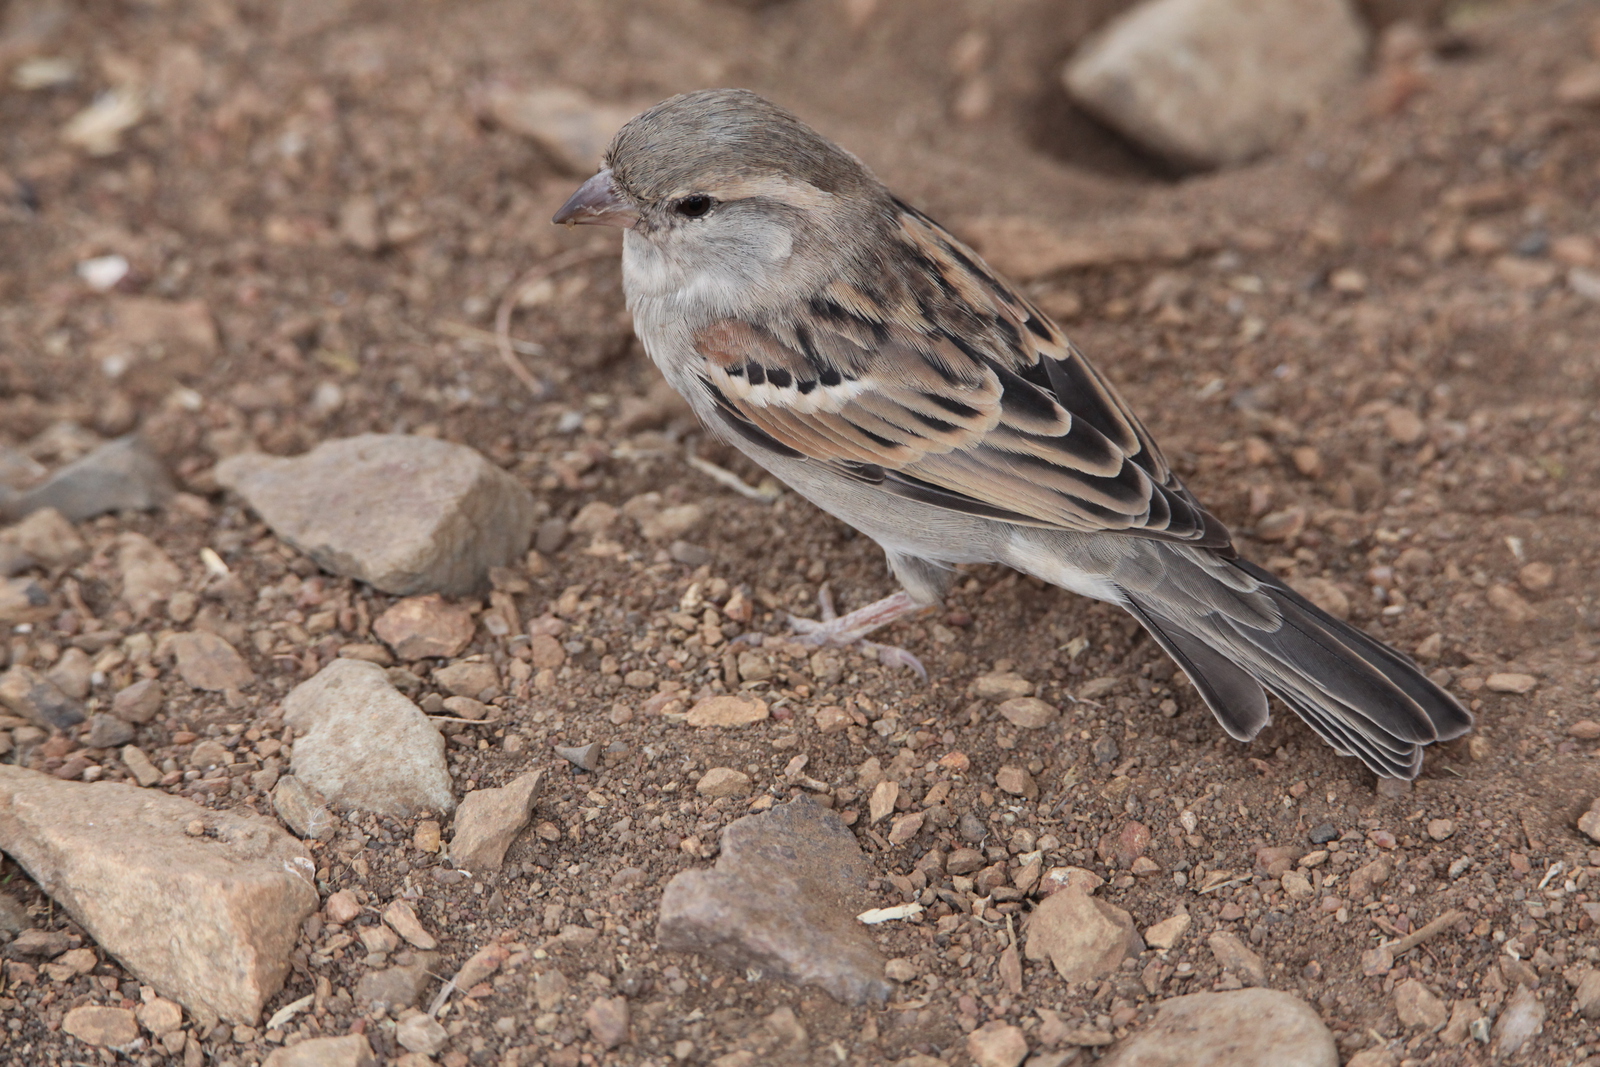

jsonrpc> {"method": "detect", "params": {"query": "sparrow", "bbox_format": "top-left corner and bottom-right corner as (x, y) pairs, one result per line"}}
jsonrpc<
(553, 88), (1472, 779)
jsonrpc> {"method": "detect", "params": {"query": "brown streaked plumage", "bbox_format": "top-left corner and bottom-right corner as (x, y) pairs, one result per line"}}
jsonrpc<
(553, 88), (1473, 779)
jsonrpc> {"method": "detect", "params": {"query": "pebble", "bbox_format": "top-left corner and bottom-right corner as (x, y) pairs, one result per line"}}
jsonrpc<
(324, 890), (361, 924)
(1343, 1052), (1396, 1067)
(1255, 506), (1307, 542)
(995, 765), (1037, 799)
(584, 995), (630, 1049)
(996, 697), (1057, 728)
(0, 765), (316, 1023)
(1486, 585), (1537, 624)
(1485, 672), (1537, 694)
(1517, 561), (1554, 591)
(0, 665), (84, 729)
(1144, 912), (1190, 949)
(442, 695), (489, 720)
(868, 780), (899, 824)
(1062, 0), (1366, 169)
(0, 507), (86, 567)
(1100, 820), (1151, 867)
(115, 532), (183, 619)
(272, 775), (336, 840)
(696, 767), (752, 798)
(354, 954), (437, 1016)
(10, 928), (72, 957)
(966, 1020), (1028, 1067)
(1567, 720), (1600, 740)
(1287, 576), (1349, 620)
(528, 633), (566, 670)
(1557, 63), (1600, 105)
(1290, 446), (1322, 478)
(61, 1005), (139, 1049)
(1099, 989), (1337, 1066)
(479, 84), (638, 174)
(1281, 870), (1315, 901)
(448, 770), (543, 871)
(216, 434), (536, 597)
(657, 797), (890, 1005)
(554, 742), (601, 772)
(1346, 856), (1392, 899)
(84, 713), (133, 749)
(960, 213), (1200, 281)
(0, 577), (51, 624)
(373, 595), (476, 660)
(433, 660), (498, 699)
(669, 540), (711, 566)
(0, 447), (46, 490)
(262, 1034), (376, 1067)
(170, 631), (254, 692)
(568, 501), (618, 535)
(113, 676), (164, 722)
(382, 900), (437, 950)
(0, 545), (32, 579)
(1308, 823), (1338, 844)
(1492, 984), (1544, 1056)
(281, 659), (455, 816)
(396, 1012), (449, 1055)
(639, 504), (704, 542)
(1393, 978), (1448, 1030)
(1574, 969), (1600, 1019)
(108, 295), (218, 355)
(1025, 873), (1139, 982)
(1384, 407), (1425, 446)
(884, 958), (917, 982)
(1207, 932), (1265, 985)
(0, 436), (171, 524)
(135, 996), (183, 1036)
(1426, 818), (1455, 841)
(121, 745), (161, 787)
(685, 694), (768, 727)
(1577, 801), (1600, 844)
(973, 671), (1032, 700)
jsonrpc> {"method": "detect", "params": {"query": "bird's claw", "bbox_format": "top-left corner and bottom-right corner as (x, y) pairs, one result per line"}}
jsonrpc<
(779, 586), (929, 679)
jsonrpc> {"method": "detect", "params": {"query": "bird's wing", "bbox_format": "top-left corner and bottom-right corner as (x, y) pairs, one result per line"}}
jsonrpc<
(689, 202), (1233, 549)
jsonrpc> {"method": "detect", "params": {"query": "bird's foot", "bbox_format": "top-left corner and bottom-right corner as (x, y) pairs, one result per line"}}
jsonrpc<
(784, 586), (929, 680)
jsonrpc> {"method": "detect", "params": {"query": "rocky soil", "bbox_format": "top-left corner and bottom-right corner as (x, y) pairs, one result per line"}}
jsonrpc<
(1, 0), (1599, 1065)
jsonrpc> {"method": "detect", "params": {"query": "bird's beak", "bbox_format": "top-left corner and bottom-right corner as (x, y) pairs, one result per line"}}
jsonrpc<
(552, 168), (638, 229)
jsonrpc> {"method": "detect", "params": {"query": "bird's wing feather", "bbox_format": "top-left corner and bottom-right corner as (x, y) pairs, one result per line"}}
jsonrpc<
(690, 203), (1232, 548)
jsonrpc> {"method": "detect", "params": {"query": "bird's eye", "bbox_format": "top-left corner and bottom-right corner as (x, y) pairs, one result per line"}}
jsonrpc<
(673, 195), (713, 218)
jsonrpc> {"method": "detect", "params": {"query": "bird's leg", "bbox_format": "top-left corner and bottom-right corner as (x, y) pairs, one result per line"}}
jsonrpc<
(785, 585), (930, 679)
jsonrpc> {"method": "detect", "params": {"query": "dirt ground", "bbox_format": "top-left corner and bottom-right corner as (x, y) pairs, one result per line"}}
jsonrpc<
(3, 0), (1600, 1064)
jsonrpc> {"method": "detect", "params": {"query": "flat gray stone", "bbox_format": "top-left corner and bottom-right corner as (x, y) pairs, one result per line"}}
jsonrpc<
(1101, 989), (1337, 1067)
(657, 797), (889, 1006)
(0, 766), (316, 1024)
(0, 436), (172, 524)
(1064, 0), (1368, 170)
(216, 434), (536, 597)
(281, 659), (454, 816)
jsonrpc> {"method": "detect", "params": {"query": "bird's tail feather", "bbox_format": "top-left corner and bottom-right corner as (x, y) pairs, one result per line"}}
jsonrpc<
(1123, 558), (1472, 779)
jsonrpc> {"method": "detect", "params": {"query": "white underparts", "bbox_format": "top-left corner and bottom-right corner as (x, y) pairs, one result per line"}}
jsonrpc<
(1003, 529), (1124, 604)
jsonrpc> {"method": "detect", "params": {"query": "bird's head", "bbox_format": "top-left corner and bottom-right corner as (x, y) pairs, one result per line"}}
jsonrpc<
(553, 88), (892, 313)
